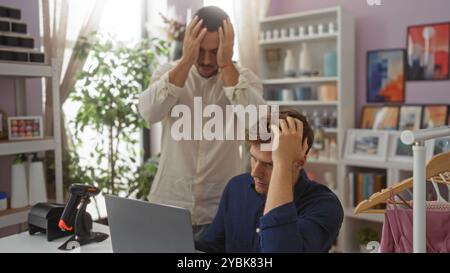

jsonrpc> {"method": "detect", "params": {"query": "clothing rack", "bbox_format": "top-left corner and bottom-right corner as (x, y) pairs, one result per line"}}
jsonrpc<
(401, 126), (450, 253)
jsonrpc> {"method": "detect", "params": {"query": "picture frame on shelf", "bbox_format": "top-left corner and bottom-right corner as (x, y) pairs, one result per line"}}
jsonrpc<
(388, 132), (413, 163)
(406, 22), (450, 81)
(7, 116), (44, 141)
(429, 137), (450, 158)
(344, 129), (389, 162)
(398, 105), (422, 131)
(361, 105), (400, 130)
(421, 105), (448, 129)
(367, 49), (406, 102)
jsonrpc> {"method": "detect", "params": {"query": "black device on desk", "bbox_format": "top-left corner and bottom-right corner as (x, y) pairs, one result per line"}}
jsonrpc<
(57, 184), (109, 250)
(28, 203), (75, 241)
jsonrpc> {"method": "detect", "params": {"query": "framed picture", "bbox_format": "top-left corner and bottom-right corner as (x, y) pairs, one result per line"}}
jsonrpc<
(367, 49), (405, 102)
(429, 137), (450, 157)
(407, 22), (450, 81)
(421, 105), (448, 129)
(388, 132), (413, 163)
(344, 129), (389, 161)
(7, 116), (44, 140)
(361, 105), (400, 130)
(398, 105), (422, 131)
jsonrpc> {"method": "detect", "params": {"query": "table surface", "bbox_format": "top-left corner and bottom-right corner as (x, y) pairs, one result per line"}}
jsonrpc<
(0, 223), (112, 253)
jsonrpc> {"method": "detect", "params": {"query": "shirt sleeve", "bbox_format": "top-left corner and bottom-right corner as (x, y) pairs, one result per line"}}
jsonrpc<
(194, 182), (229, 253)
(138, 62), (186, 125)
(223, 65), (266, 107)
(259, 196), (343, 253)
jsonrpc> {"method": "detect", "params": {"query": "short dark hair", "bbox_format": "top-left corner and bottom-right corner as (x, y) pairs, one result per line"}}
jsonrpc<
(194, 6), (229, 31)
(247, 109), (315, 155)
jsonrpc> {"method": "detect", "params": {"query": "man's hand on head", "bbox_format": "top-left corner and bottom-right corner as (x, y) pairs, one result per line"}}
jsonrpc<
(180, 16), (207, 67)
(270, 117), (308, 170)
(217, 18), (234, 68)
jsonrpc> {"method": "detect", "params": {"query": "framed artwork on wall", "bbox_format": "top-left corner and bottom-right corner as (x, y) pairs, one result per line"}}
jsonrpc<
(421, 105), (448, 129)
(367, 49), (405, 102)
(344, 129), (389, 162)
(398, 105), (422, 131)
(361, 105), (400, 130)
(388, 132), (413, 163)
(407, 22), (450, 81)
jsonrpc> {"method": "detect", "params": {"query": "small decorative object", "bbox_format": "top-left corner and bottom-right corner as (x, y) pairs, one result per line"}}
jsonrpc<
(398, 105), (422, 131)
(323, 51), (337, 76)
(318, 84), (337, 101)
(265, 48), (282, 79)
(421, 105), (448, 129)
(280, 28), (288, 39)
(11, 154), (28, 208)
(407, 22), (450, 81)
(281, 88), (294, 101)
(28, 154), (47, 206)
(307, 25), (315, 36)
(361, 105), (400, 130)
(389, 132), (414, 163)
(8, 116), (43, 140)
(356, 228), (379, 253)
(430, 137), (450, 157)
(273, 29), (280, 40)
(294, 86), (313, 100)
(367, 49), (405, 103)
(283, 49), (296, 77)
(265, 30), (272, 40)
(328, 22), (336, 33)
(318, 23), (324, 35)
(159, 13), (186, 61)
(289, 27), (296, 38)
(298, 43), (312, 76)
(329, 138), (337, 160)
(345, 129), (389, 162)
(0, 192), (7, 211)
(0, 109), (7, 139)
(298, 26), (305, 37)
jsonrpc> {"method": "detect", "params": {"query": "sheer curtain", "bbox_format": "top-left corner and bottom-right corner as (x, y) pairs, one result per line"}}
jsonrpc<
(232, 0), (271, 75)
(41, 0), (107, 148)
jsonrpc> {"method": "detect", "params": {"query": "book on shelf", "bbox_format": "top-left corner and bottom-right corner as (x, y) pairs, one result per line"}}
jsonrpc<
(348, 171), (386, 209)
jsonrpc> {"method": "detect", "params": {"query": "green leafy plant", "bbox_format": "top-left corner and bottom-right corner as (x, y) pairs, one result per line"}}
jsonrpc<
(68, 34), (168, 197)
(356, 228), (379, 246)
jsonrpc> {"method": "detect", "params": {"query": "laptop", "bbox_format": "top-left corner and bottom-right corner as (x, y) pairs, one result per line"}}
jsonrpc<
(105, 195), (196, 253)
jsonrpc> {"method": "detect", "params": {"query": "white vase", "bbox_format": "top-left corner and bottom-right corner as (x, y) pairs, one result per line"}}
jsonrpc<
(11, 163), (28, 208)
(283, 49), (296, 77)
(28, 161), (47, 205)
(298, 43), (312, 76)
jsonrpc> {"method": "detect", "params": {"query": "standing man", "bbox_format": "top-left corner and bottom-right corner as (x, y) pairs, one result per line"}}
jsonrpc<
(138, 6), (265, 239)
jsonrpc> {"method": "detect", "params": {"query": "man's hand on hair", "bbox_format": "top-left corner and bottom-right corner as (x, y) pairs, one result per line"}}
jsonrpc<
(217, 18), (234, 68)
(180, 16), (207, 66)
(270, 117), (308, 170)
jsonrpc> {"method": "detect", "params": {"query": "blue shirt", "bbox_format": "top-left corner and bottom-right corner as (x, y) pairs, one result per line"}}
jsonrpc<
(195, 169), (344, 253)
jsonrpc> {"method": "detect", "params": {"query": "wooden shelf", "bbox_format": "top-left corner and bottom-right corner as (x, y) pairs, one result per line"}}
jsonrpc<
(0, 206), (31, 229)
(0, 137), (56, 156)
(307, 159), (337, 165)
(267, 100), (338, 106)
(342, 159), (413, 171)
(0, 62), (52, 78)
(262, 76), (338, 85)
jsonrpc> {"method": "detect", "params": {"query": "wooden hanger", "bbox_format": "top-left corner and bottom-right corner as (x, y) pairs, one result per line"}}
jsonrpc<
(354, 151), (450, 214)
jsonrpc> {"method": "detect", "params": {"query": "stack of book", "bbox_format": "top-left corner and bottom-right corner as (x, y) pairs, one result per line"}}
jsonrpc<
(349, 171), (386, 208)
(0, 5), (44, 63)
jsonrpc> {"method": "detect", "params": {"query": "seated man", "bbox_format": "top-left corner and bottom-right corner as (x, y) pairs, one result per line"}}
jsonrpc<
(195, 109), (343, 253)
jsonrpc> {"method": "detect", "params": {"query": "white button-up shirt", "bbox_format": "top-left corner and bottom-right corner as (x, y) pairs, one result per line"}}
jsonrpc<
(138, 61), (265, 225)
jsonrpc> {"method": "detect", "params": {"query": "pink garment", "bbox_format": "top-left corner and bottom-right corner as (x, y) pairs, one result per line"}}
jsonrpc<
(379, 206), (450, 253)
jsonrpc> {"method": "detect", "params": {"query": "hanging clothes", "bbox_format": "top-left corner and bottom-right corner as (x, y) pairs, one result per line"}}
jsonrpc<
(379, 201), (450, 253)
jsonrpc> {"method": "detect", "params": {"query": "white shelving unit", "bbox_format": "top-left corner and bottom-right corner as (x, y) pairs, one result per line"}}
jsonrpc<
(259, 6), (355, 253)
(0, 60), (63, 229)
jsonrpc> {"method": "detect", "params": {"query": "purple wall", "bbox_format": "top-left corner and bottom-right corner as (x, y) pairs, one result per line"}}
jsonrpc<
(0, 0), (42, 237)
(269, 0), (450, 127)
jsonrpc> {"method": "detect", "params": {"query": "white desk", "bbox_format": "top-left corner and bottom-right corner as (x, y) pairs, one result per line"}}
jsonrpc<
(0, 223), (112, 253)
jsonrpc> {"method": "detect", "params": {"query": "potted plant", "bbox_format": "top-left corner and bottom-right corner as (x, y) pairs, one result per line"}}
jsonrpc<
(356, 228), (379, 253)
